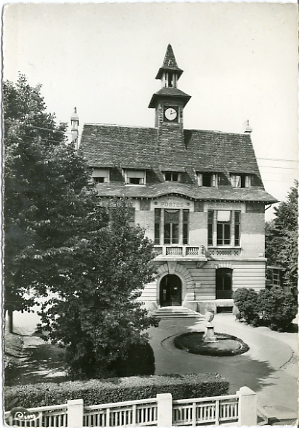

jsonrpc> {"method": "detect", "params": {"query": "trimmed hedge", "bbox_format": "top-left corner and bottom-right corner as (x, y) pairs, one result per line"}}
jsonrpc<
(5, 373), (229, 410)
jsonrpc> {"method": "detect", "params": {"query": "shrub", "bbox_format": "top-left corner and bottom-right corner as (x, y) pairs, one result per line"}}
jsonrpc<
(111, 341), (155, 377)
(258, 287), (297, 331)
(5, 374), (229, 410)
(233, 288), (259, 325)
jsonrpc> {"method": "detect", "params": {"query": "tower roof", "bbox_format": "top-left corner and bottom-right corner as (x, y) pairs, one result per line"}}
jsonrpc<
(155, 44), (183, 80)
(148, 87), (191, 108)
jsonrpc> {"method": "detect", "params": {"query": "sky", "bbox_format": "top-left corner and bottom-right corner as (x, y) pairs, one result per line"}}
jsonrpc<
(3, 2), (298, 220)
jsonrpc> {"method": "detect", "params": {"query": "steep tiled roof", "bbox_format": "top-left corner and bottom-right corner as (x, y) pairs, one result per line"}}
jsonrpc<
(92, 182), (277, 203)
(81, 124), (261, 176)
(80, 124), (158, 169)
(184, 129), (261, 175)
(79, 123), (277, 204)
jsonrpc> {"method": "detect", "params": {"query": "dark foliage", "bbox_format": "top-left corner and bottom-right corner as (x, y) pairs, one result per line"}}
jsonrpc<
(3, 74), (96, 319)
(39, 200), (159, 379)
(111, 341), (155, 377)
(5, 374), (229, 409)
(265, 182), (298, 293)
(233, 288), (259, 325)
(258, 287), (297, 331)
(234, 286), (297, 331)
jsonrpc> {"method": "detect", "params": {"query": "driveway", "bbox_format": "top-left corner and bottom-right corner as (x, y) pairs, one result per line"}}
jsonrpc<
(148, 313), (298, 423)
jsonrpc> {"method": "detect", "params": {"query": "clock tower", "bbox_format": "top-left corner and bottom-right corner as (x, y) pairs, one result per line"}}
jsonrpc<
(149, 44), (191, 129)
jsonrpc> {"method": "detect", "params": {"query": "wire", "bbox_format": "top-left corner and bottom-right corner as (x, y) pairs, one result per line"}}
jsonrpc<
(24, 124), (74, 136)
(259, 165), (298, 170)
(257, 157), (297, 163)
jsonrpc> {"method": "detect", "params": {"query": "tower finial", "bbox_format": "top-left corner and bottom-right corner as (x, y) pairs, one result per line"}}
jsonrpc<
(71, 107), (80, 149)
(243, 120), (252, 134)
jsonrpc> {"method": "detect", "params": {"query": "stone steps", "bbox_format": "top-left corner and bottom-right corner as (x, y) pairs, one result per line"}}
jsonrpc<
(151, 306), (205, 319)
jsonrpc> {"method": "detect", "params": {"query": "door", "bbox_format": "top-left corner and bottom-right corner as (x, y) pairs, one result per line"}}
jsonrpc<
(160, 275), (182, 306)
(216, 268), (233, 299)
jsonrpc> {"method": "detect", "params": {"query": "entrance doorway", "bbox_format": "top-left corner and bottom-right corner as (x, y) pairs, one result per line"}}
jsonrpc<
(160, 274), (182, 307)
(216, 268), (233, 299)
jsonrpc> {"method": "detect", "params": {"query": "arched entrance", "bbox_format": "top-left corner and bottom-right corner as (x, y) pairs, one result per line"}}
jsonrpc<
(216, 268), (233, 299)
(160, 274), (182, 307)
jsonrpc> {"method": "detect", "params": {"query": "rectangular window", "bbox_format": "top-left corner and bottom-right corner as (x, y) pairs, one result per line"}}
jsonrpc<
(92, 168), (109, 183)
(125, 170), (146, 185)
(230, 174), (251, 188)
(217, 211), (231, 246)
(197, 172), (217, 187)
(164, 209), (179, 244)
(154, 208), (161, 245)
(155, 208), (189, 246)
(164, 172), (180, 182)
(272, 270), (280, 286)
(208, 210), (241, 247)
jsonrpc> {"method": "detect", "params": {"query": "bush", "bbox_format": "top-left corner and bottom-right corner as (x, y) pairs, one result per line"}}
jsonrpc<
(258, 287), (297, 331)
(5, 373), (229, 410)
(233, 288), (259, 325)
(111, 341), (155, 377)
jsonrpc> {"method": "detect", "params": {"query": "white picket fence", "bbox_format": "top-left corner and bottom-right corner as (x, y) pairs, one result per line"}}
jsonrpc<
(4, 386), (257, 427)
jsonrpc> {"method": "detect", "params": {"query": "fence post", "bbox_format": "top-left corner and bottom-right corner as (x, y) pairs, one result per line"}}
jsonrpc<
(157, 393), (172, 426)
(238, 386), (257, 426)
(67, 399), (84, 428)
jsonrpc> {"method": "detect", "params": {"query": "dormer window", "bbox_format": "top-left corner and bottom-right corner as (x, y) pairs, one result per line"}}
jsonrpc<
(124, 170), (146, 185)
(92, 168), (109, 183)
(164, 172), (181, 182)
(197, 172), (217, 187)
(230, 174), (251, 188)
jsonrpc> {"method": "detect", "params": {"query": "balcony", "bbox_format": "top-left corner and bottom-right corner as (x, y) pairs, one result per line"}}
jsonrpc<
(208, 248), (242, 257)
(154, 245), (207, 260)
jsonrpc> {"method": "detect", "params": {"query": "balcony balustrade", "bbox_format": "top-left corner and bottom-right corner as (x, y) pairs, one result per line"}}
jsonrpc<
(154, 246), (205, 257)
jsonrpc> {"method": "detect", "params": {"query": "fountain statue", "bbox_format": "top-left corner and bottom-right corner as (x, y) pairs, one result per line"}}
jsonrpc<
(203, 310), (217, 343)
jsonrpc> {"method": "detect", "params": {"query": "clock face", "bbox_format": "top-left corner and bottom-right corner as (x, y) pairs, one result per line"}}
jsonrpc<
(164, 107), (178, 121)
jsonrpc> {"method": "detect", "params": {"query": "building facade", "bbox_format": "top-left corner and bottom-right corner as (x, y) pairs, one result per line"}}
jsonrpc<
(78, 45), (277, 313)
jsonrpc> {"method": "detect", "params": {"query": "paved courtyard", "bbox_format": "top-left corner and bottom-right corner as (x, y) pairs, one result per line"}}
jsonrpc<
(148, 313), (298, 423)
(7, 310), (298, 424)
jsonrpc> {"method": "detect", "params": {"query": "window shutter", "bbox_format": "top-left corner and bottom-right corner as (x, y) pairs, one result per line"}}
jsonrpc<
(212, 174), (217, 187)
(197, 173), (202, 186)
(235, 175), (241, 188)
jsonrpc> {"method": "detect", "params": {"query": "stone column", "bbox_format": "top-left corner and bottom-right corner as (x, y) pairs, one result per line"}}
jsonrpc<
(67, 399), (84, 428)
(157, 393), (172, 426)
(238, 386), (257, 426)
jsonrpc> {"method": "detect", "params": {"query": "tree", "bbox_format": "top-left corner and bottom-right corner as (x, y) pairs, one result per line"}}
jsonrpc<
(258, 287), (297, 331)
(265, 182), (298, 293)
(39, 200), (158, 379)
(3, 74), (97, 331)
